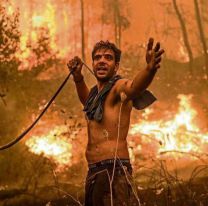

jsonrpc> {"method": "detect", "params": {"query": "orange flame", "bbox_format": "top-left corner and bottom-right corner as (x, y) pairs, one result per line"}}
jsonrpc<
(14, 1), (61, 69)
(129, 94), (208, 162)
(25, 95), (208, 171)
(25, 126), (72, 171)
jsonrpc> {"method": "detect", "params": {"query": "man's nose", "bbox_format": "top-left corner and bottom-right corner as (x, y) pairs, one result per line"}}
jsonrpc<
(98, 55), (106, 63)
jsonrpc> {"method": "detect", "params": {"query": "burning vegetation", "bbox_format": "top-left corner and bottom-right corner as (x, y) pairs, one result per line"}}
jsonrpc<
(129, 94), (208, 161)
(24, 94), (208, 172)
(25, 126), (73, 172)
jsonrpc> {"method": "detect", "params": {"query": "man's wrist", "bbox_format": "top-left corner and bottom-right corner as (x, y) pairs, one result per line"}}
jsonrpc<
(146, 64), (157, 73)
(73, 74), (84, 83)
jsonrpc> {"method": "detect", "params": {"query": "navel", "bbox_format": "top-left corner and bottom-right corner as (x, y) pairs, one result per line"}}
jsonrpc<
(95, 145), (99, 152)
(102, 129), (109, 141)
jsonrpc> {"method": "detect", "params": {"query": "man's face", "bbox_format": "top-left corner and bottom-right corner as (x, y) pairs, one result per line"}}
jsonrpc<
(92, 49), (119, 82)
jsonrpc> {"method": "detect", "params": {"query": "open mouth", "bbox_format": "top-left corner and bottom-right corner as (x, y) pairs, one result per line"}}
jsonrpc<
(97, 67), (108, 74)
(97, 66), (107, 71)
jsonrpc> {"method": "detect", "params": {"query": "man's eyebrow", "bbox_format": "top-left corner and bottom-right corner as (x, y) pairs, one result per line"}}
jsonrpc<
(94, 54), (102, 57)
(104, 54), (113, 56)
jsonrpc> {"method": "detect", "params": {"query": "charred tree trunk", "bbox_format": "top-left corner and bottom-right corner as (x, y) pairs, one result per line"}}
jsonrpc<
(102, 0), (129, 49)
(194, 0), (208, 77)
(199, 0), (208, 23)
(113, 0), (121, 48)
(80, 0), (85, 62)
(172, 0), (193, 75)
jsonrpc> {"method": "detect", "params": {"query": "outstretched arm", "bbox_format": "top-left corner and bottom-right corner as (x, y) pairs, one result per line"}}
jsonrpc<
(67, 56), (89, 106)
(116, 38), (164, 100)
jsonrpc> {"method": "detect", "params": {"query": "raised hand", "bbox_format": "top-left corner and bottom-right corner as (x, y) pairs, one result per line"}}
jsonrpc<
(67, 56), (84, 82)
(146, 38), (164, 71)
(67, 56), (83, 75)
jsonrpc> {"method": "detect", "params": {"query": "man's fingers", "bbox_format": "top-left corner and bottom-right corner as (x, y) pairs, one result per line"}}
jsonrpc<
(67, 62), (72, 69)
(67, 56), (82, 69)
(67, 62), (74, 71)
(147, 38), (154, 51)
(146, 39), (164, 70)
(155, 64), (161, 69)
(155, 57), (162, 64)
(74, 56), (83, 67)
(154, 42), (160, 52)
(74, 56), (80, 62)
(155, 49), (165, 58)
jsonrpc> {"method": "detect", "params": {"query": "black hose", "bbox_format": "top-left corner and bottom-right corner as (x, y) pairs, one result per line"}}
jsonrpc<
(0, 71), (73, 151)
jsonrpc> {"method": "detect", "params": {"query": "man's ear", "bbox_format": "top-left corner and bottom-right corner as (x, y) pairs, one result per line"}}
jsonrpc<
(115, 62), (119, 73)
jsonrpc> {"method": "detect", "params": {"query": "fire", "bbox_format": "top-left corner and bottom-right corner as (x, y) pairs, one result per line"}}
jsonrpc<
(25, 125), (73, 171)
(32, 15), (45, 28)
(31, 2), (57, 50)
(129, 94), (208, 162)
(13, 1), (59, 69)
(6, 5), (14, 15)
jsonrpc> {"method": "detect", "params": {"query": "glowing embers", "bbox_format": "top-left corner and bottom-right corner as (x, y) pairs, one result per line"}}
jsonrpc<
(25, 125), (72, 171)
(129, 94), (208, 160)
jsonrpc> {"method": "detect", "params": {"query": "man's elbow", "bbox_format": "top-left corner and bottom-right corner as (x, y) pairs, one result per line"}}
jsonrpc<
(128, 81), (146, 98)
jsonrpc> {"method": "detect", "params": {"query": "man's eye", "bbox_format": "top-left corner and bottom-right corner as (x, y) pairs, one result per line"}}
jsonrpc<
(105, 55), (113, 60)
(94, 55), (101, 60)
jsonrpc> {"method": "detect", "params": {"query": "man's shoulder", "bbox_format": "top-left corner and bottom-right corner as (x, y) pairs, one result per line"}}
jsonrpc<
(114, 78), (131, 85)
(112, 78), (133, 94)
(107, 78), (132, 104)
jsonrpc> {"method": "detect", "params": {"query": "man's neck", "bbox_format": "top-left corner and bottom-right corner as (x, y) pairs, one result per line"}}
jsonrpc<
(97, 81), (108, 92)
(96, 75), (118, 92)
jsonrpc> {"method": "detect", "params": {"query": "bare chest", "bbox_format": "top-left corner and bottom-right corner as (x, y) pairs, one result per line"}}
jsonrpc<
(86, 92), (132, 144)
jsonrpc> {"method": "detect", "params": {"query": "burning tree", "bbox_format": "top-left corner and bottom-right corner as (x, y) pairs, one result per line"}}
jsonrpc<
(0, 0), (68, 189)
(101, 0), (130, 48)
(0, 1), (20, 104)
(23, 26), (60, 77)
(172, 0), (194, 74)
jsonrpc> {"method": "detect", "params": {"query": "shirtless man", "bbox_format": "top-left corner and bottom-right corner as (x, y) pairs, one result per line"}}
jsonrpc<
(67, 39), (164, 206)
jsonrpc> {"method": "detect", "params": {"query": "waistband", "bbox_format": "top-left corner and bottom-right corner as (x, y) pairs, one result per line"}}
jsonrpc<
(88, 158), (131, 170)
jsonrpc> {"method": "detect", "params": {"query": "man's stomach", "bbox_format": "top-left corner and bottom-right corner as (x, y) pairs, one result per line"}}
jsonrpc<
(85, 140), (130, 164)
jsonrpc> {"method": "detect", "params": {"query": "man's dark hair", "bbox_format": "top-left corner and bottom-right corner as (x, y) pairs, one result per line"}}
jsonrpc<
(92, 40), (121, 63)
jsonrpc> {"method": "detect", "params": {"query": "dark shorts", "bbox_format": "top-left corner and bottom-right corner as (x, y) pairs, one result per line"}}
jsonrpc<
(84, 159), (139, 206)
